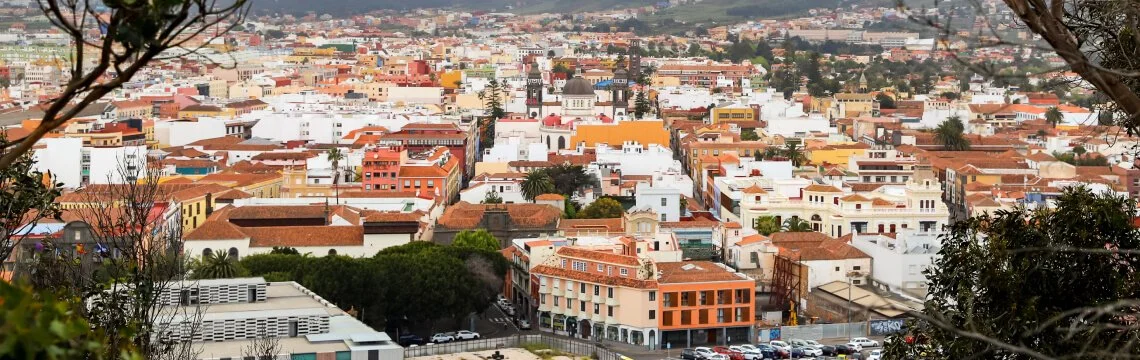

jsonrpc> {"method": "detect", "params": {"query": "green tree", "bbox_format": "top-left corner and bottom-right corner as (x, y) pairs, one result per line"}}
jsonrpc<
(934, 116), (971, 151)
(327, 147), (345, 203)
(876, 93), (897, 109)
(563, 199), (580, 219)
(0, 143), (62, 263)
(741, 129), (760, 141)
(727, 39), (755, 63)
(193, 251), (246, 279)
(887, 187), (1140, 359)
(477, 78), (506, 149)
(520, 171), (555, 201)
(1045, 106), (1064, 128)
(782, 217), (812, 232)
(687, 43), (702, 56)
(0, 0), (251, 169)
(0, 282), (137, 360)
(634, 90), (651, 119)
(270, 246), (300, 255)
(1073, 145), (1087, 157)
(579, 198), (626, 219)
(542, 164), (594, 197)
(753, 216), (781, 236)
(482, 190), (503, 204)
(452, 229), (501, 252)
(265, 29), (286, 39)
(783, 142), (807, 167)
(804, 52), (826, 96)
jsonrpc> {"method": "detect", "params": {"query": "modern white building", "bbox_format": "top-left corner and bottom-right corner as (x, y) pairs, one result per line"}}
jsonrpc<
(634, 183), (683, 222)
(154, 118), (229, 147)
(159, 277), (403, 360)
(459, 172), (528, 204)
(594, 142), (677, 177)
(849, 230), (940, 297)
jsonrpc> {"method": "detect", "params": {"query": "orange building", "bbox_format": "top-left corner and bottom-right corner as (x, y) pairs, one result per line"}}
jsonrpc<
(657, 261), (756, 348)
(569, 120), (670, 150)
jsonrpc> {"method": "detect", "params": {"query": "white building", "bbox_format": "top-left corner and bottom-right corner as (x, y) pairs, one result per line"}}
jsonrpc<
(634, 183), (683, 222)
(160, 278), (402, 360)
(154, 117), (229, 147)
(594, 142), (677, 176)
(849, 230), (939, 297)
(33, 137), (83, 188)
(459, 172), (528, 204)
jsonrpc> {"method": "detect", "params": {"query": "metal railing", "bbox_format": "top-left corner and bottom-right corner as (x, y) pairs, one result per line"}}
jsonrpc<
(403, 333), (625, 360)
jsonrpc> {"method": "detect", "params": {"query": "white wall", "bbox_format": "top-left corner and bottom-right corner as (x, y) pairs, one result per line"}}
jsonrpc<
(459, 181), (527, 204)
(595, 143), (676, 176)
(850, 233), (937, 292)
(33, 137), (83, 188)
(88, 145), (147, 184)
(803, 258), (872, 290)
(634, 183), (681, 222)
(157, 118), (228, 147)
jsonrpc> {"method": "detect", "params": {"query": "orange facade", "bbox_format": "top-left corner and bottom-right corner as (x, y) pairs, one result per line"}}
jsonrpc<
(657, 281), (755, 331)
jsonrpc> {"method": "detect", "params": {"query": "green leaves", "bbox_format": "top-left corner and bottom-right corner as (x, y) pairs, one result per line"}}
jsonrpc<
(579, 198), (625, 219)
(453, 229), (501, 252)
(893, 187), (1140, 359)
(0, 282), (137, 360)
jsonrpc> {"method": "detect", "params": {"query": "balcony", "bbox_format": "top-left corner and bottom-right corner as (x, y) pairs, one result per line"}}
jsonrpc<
(539, 284), (549, 294)
(592, 312), (605, 323)
(580, 292), (592, 302)
(565, 290), (576, 299)
(538, 303), (551, 312)
(606, 315), (616, 324)
(606, 297), (620, 307)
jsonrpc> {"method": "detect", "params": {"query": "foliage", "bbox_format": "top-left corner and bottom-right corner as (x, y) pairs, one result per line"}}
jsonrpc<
(933, 116), (970, 151)
(782, 217), (812, 232)
(521, 171), (555, 201)
(1045, 106), (1063, 128)
(264, 29), (286, 39)
(741, 129), (760, 141)
(0, 0), (251, 169)
(876, 93), (897, 109)
(240, 242), (507, 330)
(269, 246), (300, 255)
(477, 78), (506, 149)
(191, 251), (247, 279)
(1051, 151), (1109, 166)
(541, 164), (596, 197)
(753, 216), (781, 236)
(579, 198), (626, 219)
(0, 146), (62, 263)
(888, 187), (1140, 359)
(0, 282), (139, 360)
(634, 90), (651, 119)
(782, 143), (807, 167)
(482, 190), (503, 204)
(563, 199), (581, 219)
(452, 229), (501, 252)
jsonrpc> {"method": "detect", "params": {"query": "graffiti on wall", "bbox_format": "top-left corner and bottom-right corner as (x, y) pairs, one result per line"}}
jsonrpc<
(869, 319), (906, 336)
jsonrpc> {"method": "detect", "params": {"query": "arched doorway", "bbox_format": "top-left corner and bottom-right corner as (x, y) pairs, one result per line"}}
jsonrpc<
(649, 330), (656, 349)
(228, 247), (239, 259)
(557, 136), (566, 150)
(202, 248), (213, 257)
(579, 320), (592, 339)
(810, 214), (822, 232)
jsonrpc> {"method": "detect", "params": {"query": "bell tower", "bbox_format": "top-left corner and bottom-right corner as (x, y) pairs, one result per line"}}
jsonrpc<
(526, 61), (543, 118)
(629, 39), (642, 85)
(613, 60), (629, 118)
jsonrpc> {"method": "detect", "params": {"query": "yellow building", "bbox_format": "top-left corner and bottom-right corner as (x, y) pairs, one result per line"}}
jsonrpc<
(54, 183), (235, 234)
(197, 172), (284, 198)
(570, 120), (670, 150)
(711, 104), (756, 124)
(807, 143), (870, 167)
(833, 93), (878, 118)
(178, 105), (234, 119)
(439, 70), (464, 90)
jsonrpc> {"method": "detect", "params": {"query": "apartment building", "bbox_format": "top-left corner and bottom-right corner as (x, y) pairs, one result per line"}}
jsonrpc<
(531, 244), (755, 349)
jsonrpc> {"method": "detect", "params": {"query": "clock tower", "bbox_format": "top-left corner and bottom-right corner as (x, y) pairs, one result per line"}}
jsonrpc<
(526, 61), (543, 118)
(629, 39), (642, 85)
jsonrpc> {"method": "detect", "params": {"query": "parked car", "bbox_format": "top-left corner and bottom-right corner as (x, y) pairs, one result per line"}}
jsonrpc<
(818, 345), (837, 356)
(713, 346), (746, 360)
(846, 342), (864, 352)
(850, 337), (880, 348)
(788, 347), (804, 358)
(496, 298), (511, 309)
(502, 306), (516, 316)
(516, 318), (531, 330)
(397, 334), (424, 346)
(430, 332), (455, 343)
(454, 330), (481, 340)
(680, 348), (701, 360)
(694, 347), (717, 359)
(868, 349), (883, 360)
(706, 355), (730, 360)
(730, 345), (762, 360)
(834, 344), (855, 355)
(797, 346), (822, 357)
(754, 344), (780, 359)
(803, 340), (823, 349)
(770, 341), (791, 351)
(788, 339), (809, 348)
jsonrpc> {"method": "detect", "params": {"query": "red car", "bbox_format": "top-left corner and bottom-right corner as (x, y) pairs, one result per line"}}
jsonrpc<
(713, 346), (746, 360)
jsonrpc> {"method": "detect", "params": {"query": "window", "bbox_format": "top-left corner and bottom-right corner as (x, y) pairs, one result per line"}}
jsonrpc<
(620, 268), (628, 276)
(542, 295), (548, 304)
(597, 264), (604, 272)
(594, 304), (600, 314)
(567, 298), (572, 307)
(835, 266), (841, 271)
(561, 259), (567, 268)
(660, 198), (667, 206)
(853, 266), (862, 271)
(403, 180), (410, 187)
(427, 180), (434, 188)
(660, 214), (666, 221)
(607, 306), (614, 317)
(414, 180), (421, 187)
(649, 310), (656, 320)
(649, 291), (656, 301)
(581, 283), (586, 293)
(594, 285), (600, 296)
(607, 287), (613, 298)
(572, 261), (587, 271)
(580, 301), (586, 311)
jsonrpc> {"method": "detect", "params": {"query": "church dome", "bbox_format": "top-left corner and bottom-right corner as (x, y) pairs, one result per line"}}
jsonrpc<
(563, 75), (594, 96)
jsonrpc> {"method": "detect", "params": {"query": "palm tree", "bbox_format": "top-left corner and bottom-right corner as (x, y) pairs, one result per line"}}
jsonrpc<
(782, 217), (813, 232)
(783, 143), (807, 167)
(194, 251), (241, 279)
(520, 171), (555, 202)
(934, 116), (971, 151)
(1045, 106), (1063, 128)
(327, 148), (345, 204)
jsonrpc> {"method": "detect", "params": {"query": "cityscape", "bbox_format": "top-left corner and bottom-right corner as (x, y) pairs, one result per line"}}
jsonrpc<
(0, 0), (1137, 360)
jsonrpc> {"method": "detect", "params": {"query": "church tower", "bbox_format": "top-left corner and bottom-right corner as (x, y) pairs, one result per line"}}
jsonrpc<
(526, 61), (543, 118)
(612, 60), (629, 118)
(629, 39), (642, 85)
(858, 71), (868, 93)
